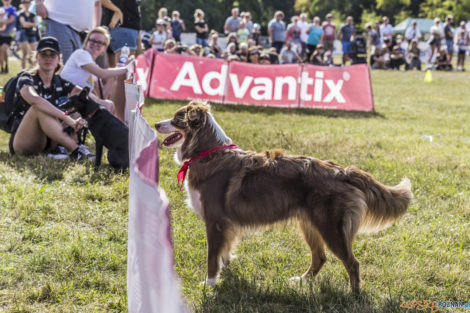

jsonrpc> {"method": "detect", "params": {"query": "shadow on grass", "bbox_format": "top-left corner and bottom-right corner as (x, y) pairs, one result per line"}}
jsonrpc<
(0, 150), (126, 184)
(198, 269), (405, 313)
(145, 99), (386, 120)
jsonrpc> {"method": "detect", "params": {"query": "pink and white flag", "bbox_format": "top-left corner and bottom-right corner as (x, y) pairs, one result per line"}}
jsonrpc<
(128, 102), (188, 313)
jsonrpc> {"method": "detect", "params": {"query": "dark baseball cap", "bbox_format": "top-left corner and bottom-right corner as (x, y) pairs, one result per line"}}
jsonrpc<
(37, 36), (60, 54)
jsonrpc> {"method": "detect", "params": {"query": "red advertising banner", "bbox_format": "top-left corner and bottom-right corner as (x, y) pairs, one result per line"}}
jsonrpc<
(299, 64), (374, 111)
(139, 52), (374, 112)
(149, 53), (227, 103)
(225, 62), (301, 108)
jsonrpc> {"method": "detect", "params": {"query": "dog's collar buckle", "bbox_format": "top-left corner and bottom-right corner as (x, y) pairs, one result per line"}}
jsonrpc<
(176, 144), (239, 192)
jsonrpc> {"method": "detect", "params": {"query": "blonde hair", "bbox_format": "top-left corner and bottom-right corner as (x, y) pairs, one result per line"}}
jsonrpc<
(194, 9), (204, 23)
(158, 7), (168, 18)
(82, 26), (110, 49)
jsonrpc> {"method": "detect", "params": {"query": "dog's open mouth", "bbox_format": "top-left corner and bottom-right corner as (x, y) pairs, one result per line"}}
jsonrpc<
(161, 132), (183, 146)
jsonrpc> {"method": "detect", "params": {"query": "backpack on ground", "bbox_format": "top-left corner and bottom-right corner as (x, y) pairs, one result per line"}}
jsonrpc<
(0, 70), (25, 133)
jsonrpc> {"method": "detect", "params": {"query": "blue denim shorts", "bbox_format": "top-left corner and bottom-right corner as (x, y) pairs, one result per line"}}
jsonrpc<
(109, 26), (139, 53)
(446, 40), (454, 52)
(19, 30), (37, 43)
(342, 41), (352, 54)
(196, 37), (208, 47)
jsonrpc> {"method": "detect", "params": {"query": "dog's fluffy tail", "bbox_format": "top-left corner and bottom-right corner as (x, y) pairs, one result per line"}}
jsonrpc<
(344, 166), (413, 233)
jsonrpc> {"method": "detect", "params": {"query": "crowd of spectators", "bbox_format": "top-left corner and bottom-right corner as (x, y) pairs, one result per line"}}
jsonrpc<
(3, 2), (467, 72)
(142, 7), (469, 71)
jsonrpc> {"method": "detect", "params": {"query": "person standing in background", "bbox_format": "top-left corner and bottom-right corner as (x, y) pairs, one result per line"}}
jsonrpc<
(35, 0), (101, 63)
(380, 16), (394, 44)
(170, 10), (185, 43)
(101, 0), (141, 68)
(286, 15), (302, 54)
(404, 20), (421, 43)
(194, 8), (208, 48)
(456, 29), (468, 71)
(428, 17), (444, 64)
(444, 15), (454, 64)
(339, 16), (354, 65)
(366, 22), (381, 55)
(237, 21), (250, 45)
(306, 16), (323, 62)
(268, 10), (286, 54)
(0, 0), (17, 73)
(297, 13), (309, 60)
(224, 8), (241, 34)
(17, 0), (38, 69)
(243, 12), (253, 35)
(322, 13), (336, 55)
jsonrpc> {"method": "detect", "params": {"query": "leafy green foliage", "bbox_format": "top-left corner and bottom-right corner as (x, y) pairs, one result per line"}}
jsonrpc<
(139, 0), (296, 34)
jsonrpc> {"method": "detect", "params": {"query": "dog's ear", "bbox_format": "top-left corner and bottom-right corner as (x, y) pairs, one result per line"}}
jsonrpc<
(187, 107), (206, 129)
(79, 87), (89, 100)
(200, 101), (211, 111)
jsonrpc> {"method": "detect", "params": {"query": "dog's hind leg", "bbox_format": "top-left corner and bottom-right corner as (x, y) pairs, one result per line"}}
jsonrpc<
(295, 218), (326, 280)
(220, 227), (238, 268)
(315, 210), (361, 293)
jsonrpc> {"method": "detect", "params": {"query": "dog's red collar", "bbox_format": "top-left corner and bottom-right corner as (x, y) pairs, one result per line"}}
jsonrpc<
(177, 144), (239, 192)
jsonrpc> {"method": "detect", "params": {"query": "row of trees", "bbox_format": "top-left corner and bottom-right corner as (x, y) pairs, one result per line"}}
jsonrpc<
(139, 0), (470, 32)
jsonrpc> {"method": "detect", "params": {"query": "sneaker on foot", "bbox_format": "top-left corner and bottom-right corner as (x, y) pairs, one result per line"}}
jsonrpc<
(70, 145), (96, 162)
(47, 145), (69, 160)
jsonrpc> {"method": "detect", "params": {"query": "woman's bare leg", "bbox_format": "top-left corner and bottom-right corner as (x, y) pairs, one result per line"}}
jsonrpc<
(13, 106), (78, 155)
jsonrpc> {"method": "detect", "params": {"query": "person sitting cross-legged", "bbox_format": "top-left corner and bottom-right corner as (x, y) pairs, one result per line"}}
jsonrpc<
(9, 37), (94, 161)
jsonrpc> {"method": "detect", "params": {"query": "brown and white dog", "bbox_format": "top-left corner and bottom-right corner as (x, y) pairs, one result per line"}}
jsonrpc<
(155, 101), (413, 292)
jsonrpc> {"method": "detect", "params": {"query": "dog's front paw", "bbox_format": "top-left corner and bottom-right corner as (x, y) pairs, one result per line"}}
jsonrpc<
(199, 277), (218, 288)
(289, 276), (305, 285)
(206, 277), (217, 287)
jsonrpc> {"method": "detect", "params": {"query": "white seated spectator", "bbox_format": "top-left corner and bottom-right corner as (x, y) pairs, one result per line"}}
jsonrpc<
(259, 52), (271, 64)
(280, 42), (300, 64)
(406, 39), (421, 70)
(223, 42), (237, 59)
(208, 30), (222, 58)
(150, 19), (168, 51)
(61, 27), (128, 121)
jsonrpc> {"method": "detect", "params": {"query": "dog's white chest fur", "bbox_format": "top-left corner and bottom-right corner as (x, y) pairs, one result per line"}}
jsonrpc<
(185, 182), (204, 217)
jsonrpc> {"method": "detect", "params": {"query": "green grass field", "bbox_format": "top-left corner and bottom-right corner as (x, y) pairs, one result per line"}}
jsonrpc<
(0, 60), (469, 313)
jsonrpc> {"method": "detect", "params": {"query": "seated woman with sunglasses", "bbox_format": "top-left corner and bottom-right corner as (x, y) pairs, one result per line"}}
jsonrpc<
(10, 37), (94, 160)
(61, 26), (129, 121)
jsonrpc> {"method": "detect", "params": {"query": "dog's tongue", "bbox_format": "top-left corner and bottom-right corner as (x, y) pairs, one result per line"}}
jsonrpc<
(162, 132), (182, 146)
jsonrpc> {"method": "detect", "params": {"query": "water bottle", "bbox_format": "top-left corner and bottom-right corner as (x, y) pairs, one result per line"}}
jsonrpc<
(118, 45), (130, 67)
(0, 86), (4, 102)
